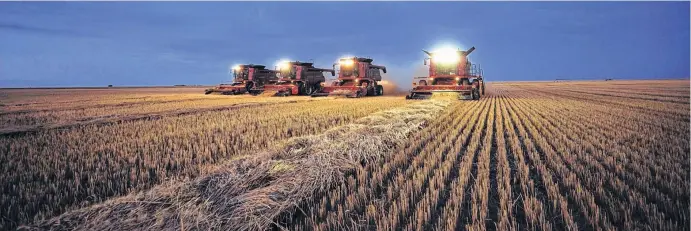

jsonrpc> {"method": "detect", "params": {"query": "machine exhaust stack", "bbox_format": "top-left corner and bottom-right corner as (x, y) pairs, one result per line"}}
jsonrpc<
(370, 65), (387, 73)
(463, 46), (475, 56)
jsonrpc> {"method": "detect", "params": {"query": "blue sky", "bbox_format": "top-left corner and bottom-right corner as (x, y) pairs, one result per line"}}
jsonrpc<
(0, 1), (688, 88)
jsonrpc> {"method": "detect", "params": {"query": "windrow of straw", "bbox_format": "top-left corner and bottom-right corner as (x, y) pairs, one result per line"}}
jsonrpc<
(24, 99), (451, 231)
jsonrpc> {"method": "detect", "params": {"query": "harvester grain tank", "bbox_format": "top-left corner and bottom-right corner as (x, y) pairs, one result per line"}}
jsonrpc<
(406, 46), (485, 100)
(204, 64), (279, 95)
(260, 61), (335, 96)
(311, 57), (387, 98)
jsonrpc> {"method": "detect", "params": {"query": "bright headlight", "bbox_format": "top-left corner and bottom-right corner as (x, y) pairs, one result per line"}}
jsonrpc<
(276, 59), (291, 70)
(432, 49), (460, 64)
(340, 59), (354, 66)
(233, 65), (242, 71)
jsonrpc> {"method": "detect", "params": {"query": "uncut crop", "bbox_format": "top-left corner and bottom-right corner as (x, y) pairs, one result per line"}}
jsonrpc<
(287, 80), (689, 231)
(0, 89), (408, 230)
(0, 87), (207, 112)
(0, 88), (321, 133)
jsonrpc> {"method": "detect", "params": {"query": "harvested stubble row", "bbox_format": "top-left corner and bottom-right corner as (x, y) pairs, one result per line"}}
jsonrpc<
(287, 81), (689, 231)
(287, 93), (492, 231)
(2, 97), (407, 231)
(23, 99), (451, 231)
(506, 86), (688, 230)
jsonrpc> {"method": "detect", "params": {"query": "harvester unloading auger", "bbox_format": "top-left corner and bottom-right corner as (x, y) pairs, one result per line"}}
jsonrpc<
(405, 46), (485, 100)
(204, 64), (279, 95)
(259, 61), (335, 97)
(311, 57), (387, 98)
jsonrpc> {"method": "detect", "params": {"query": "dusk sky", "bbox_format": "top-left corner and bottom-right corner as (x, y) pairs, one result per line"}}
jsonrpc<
(0, 1), (689, 88)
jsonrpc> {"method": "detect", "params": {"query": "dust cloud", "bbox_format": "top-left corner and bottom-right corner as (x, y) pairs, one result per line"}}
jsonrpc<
(379, 64), (428, 96)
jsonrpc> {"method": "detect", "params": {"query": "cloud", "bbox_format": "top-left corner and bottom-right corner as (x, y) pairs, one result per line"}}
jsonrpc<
(0, 21), (84, 37)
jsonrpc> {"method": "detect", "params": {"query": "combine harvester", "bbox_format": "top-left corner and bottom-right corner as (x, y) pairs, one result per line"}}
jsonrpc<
(259, 61), (335, 97)
(312, 57), (387, 98)
(405, 46), (485, 100)
(204, 64), (279, 95)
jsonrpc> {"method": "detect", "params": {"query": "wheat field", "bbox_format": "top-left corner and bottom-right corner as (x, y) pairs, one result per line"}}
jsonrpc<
(288, 80), (689, 231)
(1, 80), (689, 231)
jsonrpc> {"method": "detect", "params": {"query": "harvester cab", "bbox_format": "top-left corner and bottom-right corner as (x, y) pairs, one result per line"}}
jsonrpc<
(260, 61), (335, 97)
(312, 57), (387, 98)
(205, 64), (279, 95)
(405, 46), (485, 100)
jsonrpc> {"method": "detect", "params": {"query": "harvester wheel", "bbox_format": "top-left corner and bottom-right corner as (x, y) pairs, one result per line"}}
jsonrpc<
(296, 82), (305, 95)
(472, 89), (480, 100)
(376, 85), (384, 96)
(313, 84), (322, 95)
(245, 82), (254, 93)
(305, 84), (314, 95)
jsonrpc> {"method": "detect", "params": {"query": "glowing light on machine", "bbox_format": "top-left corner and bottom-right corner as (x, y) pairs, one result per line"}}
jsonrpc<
(232, 65), (242, 71)
(339, 58), (355, 66)
(276, 59), (291, 70)
(431, 47), (460, 64)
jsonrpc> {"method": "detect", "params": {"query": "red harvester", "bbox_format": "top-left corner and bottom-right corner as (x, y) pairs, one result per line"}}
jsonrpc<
(259, 61), (335, 96)
(204, 64), (279, 95)
(311, 57), (387, 98)
(405, 46), (484, 100)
